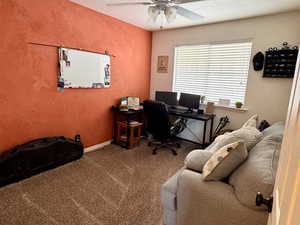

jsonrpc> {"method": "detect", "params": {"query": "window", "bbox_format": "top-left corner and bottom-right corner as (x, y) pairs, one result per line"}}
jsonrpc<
(173, 41), (252, 106)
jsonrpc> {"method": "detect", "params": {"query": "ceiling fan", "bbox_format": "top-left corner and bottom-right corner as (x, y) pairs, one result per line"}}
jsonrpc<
(107, 0), (205, 27)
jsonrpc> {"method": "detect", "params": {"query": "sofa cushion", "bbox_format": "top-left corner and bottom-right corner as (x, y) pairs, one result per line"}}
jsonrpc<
(242, 114), (259, 128)
(161, 168), (184, 211)
(262, 121), (285, 138)
(203, 141), (248, 181)
(229, 134), (282, 209)
(184, 150), (213, 172)
(209, 126), (263, 153)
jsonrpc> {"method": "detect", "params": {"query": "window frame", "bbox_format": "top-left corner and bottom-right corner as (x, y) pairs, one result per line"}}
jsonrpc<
(171, 39), (253, 107)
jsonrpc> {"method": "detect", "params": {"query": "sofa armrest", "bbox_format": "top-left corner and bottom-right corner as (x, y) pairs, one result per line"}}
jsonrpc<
(176, 169), (267, 225)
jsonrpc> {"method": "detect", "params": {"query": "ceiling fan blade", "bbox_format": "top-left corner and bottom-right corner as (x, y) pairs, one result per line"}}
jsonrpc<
(175, 6), (204, 20)
(107, 2), (152, 6)
(175, 0), (206, 4)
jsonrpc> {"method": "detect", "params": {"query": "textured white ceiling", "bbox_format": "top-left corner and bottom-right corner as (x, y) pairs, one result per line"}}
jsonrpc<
(69, 0), (300, 31)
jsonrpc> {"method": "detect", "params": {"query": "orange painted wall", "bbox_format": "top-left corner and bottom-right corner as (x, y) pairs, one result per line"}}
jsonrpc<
(0, 0), (152, 153)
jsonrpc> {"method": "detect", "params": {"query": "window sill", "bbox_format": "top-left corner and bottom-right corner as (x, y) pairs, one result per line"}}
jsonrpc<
(215, 104), (248, 112)
(201, 104), (248, 112)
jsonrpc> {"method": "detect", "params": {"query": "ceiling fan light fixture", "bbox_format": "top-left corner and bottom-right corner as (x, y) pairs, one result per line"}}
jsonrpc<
(148, 6), (160, 23)
(108, 0), (204, 28)
(165, 6), (177, 23)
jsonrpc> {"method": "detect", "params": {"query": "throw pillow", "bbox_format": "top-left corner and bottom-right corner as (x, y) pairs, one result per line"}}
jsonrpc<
(242, 114), (259, 128)
(202, 141), (248, 181)
(208, 126), (263, 153)
(184, 150), (213, 172)
(262, 121), (285, 137)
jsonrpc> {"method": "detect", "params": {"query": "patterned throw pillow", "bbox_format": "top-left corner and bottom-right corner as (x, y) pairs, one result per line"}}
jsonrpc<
(202, 141), (248, 181)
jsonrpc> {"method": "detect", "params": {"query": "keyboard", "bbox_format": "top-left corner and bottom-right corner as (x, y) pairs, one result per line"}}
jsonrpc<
(168, 107), (189, 114)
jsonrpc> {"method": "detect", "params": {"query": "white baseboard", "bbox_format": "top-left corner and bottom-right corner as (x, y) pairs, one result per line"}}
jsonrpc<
(84, 140), (112, 153)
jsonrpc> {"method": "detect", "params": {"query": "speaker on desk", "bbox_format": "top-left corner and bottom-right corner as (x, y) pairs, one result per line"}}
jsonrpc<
(206, 102), (215, 114)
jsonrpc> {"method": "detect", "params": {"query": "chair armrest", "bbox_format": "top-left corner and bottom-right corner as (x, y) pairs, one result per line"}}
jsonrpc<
(176, 169), (267, 225)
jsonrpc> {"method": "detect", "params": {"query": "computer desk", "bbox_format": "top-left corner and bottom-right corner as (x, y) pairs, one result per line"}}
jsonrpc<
(112, 105), (215, 149)
(168, 108), (215, 147)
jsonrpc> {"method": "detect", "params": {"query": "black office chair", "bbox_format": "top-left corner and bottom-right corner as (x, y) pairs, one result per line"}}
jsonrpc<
(143, 100), (184, 155)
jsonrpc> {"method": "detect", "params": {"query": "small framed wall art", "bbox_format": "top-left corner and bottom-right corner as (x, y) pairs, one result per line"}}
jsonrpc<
(157, 56), (169, 73)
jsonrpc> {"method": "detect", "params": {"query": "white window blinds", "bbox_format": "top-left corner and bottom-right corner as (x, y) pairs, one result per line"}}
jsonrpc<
(173, 41), (252, 105)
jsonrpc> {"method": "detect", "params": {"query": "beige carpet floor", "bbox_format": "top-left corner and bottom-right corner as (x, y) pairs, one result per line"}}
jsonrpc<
(0, 141), (193, 225)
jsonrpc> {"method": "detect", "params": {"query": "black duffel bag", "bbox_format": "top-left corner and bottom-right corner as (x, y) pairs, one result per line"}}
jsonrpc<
(0, 136), (83, 187)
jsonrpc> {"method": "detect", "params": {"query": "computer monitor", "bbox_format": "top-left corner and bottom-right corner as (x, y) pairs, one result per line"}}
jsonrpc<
(179, 93), (201, 111)
(155, 91), (178, 106)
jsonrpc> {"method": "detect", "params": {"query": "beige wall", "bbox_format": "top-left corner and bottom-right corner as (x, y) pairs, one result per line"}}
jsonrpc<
(150, 11), (300, 130)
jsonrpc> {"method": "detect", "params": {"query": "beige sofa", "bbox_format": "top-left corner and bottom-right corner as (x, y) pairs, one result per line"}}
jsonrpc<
(161, 122), (284, 225)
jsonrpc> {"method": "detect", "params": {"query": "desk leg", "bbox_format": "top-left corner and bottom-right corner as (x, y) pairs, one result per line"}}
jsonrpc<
(210, 117), (214, 143)
(127, 117), (131, 149)
(203, 121), (207, 147)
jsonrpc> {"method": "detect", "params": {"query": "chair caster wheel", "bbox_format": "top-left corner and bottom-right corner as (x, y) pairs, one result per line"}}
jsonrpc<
(152, 151), (157, 155)
(148, 142), (152, 147)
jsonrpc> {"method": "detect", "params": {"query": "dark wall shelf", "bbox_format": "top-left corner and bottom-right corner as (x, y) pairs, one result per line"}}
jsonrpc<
(263, 49), (298, 78)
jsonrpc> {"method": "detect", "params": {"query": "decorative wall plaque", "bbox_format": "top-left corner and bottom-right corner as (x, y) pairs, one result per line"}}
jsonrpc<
(157, 56), (169, 73)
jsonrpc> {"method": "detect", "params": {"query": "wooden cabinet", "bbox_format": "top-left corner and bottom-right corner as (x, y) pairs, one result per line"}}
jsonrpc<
(116, 121), (143, 149)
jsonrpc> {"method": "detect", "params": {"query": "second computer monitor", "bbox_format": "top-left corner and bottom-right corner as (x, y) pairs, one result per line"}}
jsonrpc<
(179, 93), (201, 111)
(155, 91), (178, 106)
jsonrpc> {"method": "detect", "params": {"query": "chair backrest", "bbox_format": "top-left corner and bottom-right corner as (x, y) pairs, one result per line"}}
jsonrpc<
(143, 100), (171, 141)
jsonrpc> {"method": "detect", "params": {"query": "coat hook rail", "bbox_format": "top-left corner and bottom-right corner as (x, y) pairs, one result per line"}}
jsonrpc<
(28, 42), (116, 58)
